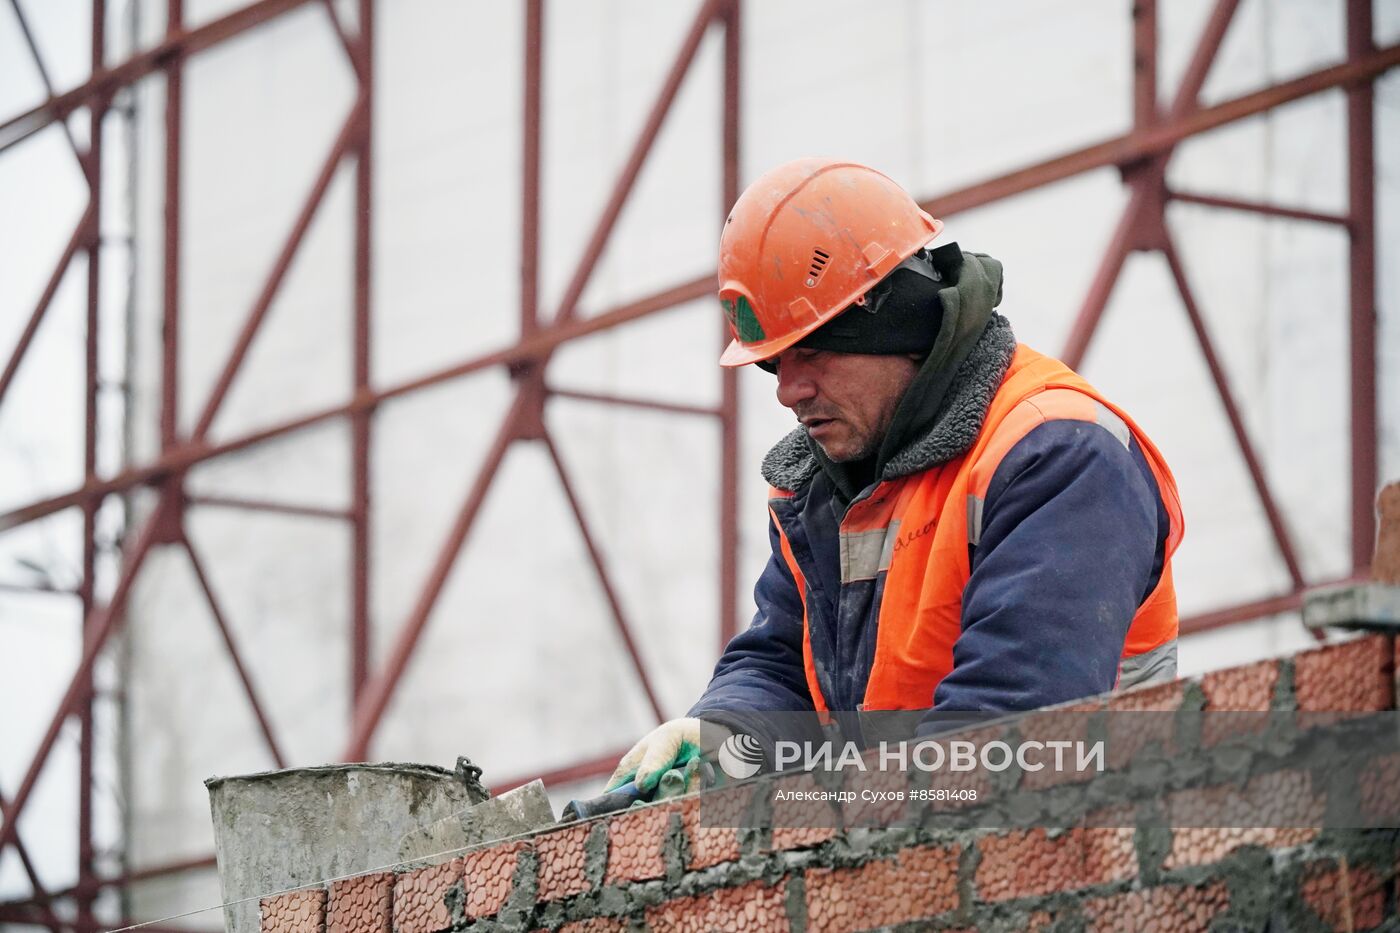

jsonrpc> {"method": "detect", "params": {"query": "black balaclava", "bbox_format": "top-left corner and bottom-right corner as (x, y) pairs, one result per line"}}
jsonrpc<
(790, 243), (998, 504)
(757, 247), (946, 372)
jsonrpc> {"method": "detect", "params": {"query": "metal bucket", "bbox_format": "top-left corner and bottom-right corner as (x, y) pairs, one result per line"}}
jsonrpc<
(206, 760), (487, 933)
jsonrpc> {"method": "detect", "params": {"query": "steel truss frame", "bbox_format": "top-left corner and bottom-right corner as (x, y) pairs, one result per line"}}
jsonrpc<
(0, 0), (1391, 928)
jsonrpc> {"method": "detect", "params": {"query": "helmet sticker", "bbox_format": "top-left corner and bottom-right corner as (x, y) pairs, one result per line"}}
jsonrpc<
(734, 295), (766, 343)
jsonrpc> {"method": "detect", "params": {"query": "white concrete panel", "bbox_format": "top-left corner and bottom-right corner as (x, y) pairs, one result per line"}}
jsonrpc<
(186, 419), (352, 510)
(0, 245), (89, 507)
(0, 0), (93, 101)
(367, 372), (514, 658)
(1379, 70), (1400, 487)
(125, 509), (352, 859)
(540, 1), (724, 321)
(1176, 610), (1322, 678)
(542, 396), (722, 716)
(374, 0), (522, 385)
(0, 598), (80, 896)
(179, 4), (356, 436)
(1383, 2), (1400, 45)
(369, 439), (662, 778)
(934, 169), (1131, 352)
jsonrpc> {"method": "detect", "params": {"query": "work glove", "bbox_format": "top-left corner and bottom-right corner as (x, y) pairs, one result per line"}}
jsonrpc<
(607, 718), (727, 796)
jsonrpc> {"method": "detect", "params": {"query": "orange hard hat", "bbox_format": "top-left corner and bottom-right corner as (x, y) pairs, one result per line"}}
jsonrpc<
(717, 158), (944, 367)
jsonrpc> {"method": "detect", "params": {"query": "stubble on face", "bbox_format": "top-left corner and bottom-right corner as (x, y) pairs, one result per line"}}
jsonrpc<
(778, 351), (921, 463)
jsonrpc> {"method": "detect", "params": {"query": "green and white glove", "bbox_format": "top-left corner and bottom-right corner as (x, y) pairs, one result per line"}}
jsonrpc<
(608, 718), (727, 795)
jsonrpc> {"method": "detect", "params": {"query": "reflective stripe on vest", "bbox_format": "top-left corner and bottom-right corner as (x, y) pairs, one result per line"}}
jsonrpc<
(768, 345), (1184, 712)
(1117, 637), (1178, 690)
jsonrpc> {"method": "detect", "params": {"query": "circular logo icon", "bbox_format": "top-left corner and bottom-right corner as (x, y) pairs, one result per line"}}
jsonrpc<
(717, 733), (764, 780)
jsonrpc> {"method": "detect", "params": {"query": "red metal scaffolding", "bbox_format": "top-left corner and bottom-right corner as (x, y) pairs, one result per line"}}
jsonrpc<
(0, 0), (1392, 928)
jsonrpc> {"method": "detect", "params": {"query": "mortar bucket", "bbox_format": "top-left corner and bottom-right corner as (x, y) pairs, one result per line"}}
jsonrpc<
(206, 761), (488, 933)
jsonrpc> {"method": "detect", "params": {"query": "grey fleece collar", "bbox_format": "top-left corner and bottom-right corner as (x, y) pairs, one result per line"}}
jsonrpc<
(760, 314), (1018, 492)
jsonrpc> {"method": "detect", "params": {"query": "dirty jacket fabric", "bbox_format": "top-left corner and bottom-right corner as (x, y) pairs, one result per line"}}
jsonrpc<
(690, 306), (1182, 727)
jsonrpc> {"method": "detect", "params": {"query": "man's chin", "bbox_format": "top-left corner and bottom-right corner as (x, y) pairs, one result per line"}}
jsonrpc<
(811, 437), (865, 463)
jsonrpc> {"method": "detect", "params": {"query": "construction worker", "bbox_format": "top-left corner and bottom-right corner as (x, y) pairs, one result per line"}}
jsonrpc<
(607, 158), (1183, 796)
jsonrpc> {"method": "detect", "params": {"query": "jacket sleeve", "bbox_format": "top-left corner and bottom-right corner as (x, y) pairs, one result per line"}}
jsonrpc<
(689, 515), (814, 719)
(929, 419), (1165, 714)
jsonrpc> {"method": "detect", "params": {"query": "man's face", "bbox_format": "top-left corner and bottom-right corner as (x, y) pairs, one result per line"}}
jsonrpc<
(771, 348), (921, 462)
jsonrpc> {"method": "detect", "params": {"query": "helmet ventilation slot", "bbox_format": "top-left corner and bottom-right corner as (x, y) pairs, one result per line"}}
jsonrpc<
(806, 248), (830, 286)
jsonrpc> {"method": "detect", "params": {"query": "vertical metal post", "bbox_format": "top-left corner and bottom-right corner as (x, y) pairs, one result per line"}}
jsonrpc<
(718, 0), (740, 651)
(522, 0), (542, 339)
(1347, 0), (1377, 571)
(117, 4), (140, 921)
(1133, 0), (1158, 128)
(350, 0), (374, 702)
(77, 2), (106, 928)
(162, 0), (183, 450)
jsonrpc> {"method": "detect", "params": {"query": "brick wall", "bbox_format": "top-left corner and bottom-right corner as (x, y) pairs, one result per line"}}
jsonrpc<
(260, 634), (1399, 932)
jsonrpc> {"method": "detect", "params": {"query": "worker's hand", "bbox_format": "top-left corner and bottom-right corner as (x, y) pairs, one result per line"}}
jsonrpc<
(607, 718), (723, 794)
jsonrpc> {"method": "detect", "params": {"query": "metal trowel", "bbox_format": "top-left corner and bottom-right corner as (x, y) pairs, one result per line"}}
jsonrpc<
(397, 759), (557, 860)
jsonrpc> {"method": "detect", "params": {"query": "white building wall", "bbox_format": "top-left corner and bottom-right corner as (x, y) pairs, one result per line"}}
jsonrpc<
(2, 0), (1398, 924)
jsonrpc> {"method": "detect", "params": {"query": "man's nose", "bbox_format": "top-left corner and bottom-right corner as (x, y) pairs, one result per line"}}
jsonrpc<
(774, 356), (816, 409)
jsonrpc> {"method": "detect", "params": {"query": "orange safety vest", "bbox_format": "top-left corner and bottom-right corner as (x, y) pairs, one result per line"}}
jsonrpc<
(768, 345), (1184, 712)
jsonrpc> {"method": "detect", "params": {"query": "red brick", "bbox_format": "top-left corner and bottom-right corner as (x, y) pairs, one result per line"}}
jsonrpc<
(1359, 752), (1400, 822)
(1105, 679), (1185, 770)
(535, 822), (593, 902)
(1301, 860), (1385, 931)
(392, 859), (461, 933)
(1192, 768), (1323, 823)
(1294, 635), (1395, 713)
(770, 822), (838, 852)
(768, 774), (838, 852)
(1373, 483), (1400, 584)
(261, 889), (327, 933)
(604, 801), (675, 884)
(1200, 659), (1279, 746)
(1202, 659), (1279, 711)
(1082, 882), (1228, 933)
(328, 873), (393, 933)
(1164, 826), (1318, 870)
(1109, 679), (1185, 712)
(1019, 704), (1104, 790)
(1163, 771), (1321, 868)
(974, 827), (1135, 902)
(461, 841), (523, 920)
(682, 788), (745, 870)
(804, 845), (959, 931)
(645, 879), (787, 932)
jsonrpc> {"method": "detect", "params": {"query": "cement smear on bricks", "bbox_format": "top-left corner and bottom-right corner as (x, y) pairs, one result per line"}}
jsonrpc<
(262, 636), (1400, 931)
